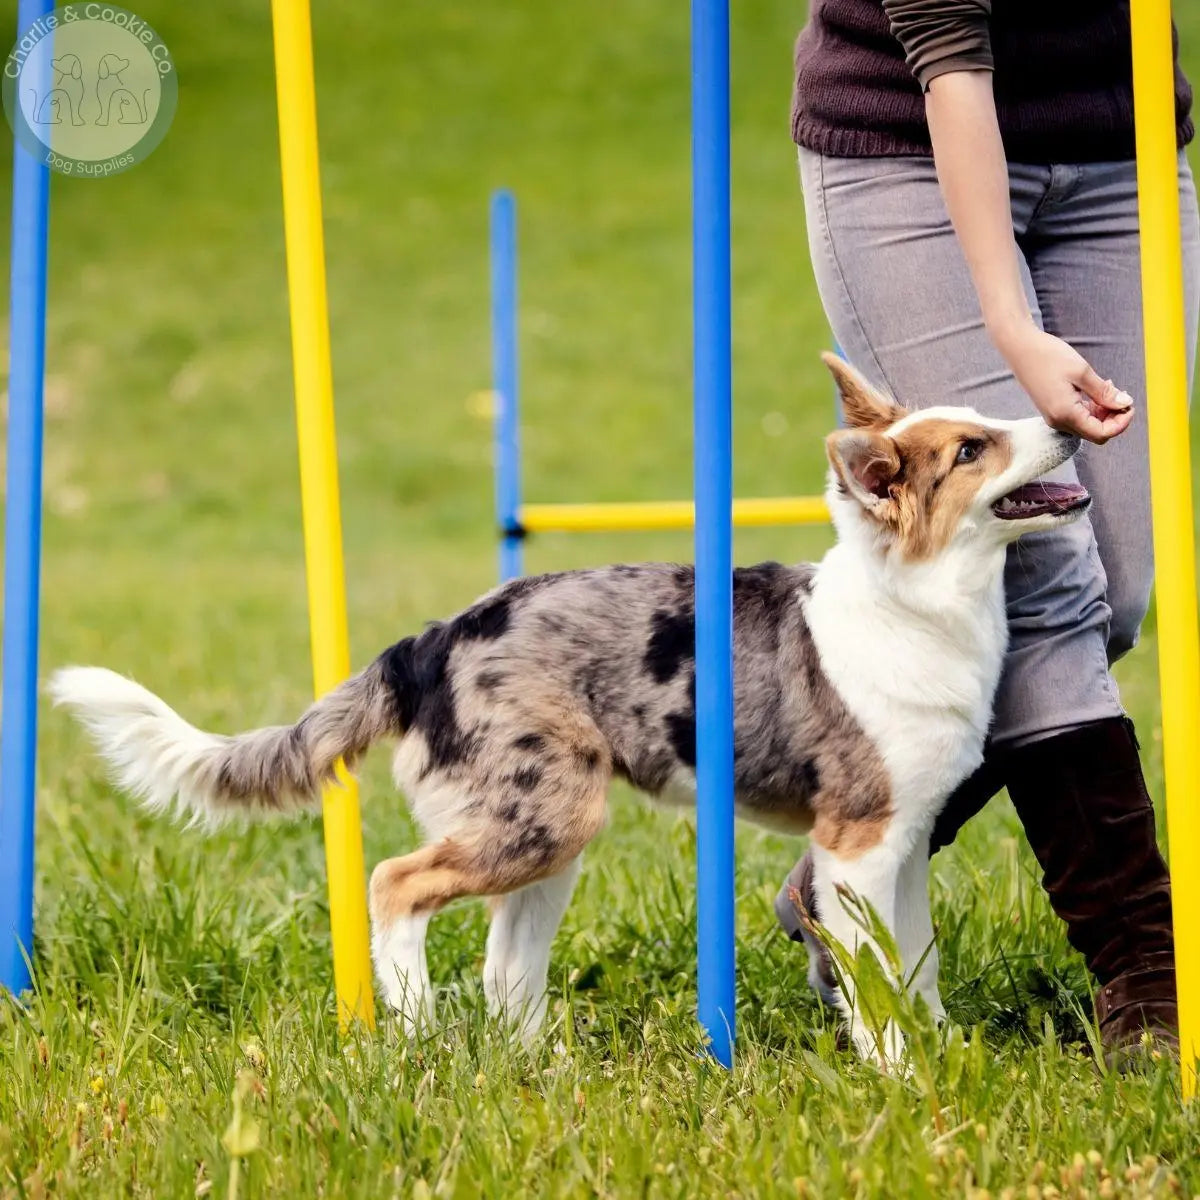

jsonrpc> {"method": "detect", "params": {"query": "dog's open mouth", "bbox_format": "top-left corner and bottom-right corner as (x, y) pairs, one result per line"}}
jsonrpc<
(992, 481), (1091, 520)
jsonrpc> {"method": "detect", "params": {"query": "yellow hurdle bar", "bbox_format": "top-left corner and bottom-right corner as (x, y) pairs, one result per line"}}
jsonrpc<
(519, 495), (829, 534)
(1131, 0), (1200, 1097)
(271, 0), (375, 1030)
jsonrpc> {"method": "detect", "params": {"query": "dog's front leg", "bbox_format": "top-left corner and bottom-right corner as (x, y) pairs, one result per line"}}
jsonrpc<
(810, 838), (907, 1069)
(895, 837), (945, 1023)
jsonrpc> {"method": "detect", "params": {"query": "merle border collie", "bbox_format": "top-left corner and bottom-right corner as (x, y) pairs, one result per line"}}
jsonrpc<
(52, 354), (1091, 1066)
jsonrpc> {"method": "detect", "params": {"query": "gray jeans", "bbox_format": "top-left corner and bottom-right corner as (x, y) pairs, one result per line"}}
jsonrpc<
(799, 149), (1200, 745)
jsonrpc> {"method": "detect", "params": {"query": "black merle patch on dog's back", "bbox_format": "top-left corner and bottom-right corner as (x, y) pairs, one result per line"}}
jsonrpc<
(644, 607), (695, 684)
(732, 562), (794, 638)
(452, 572), (561, 646)
(378, 634), (438, 729)
(381, 623), (482, 776)
(375, 575), (564, 775)
(422, 702), (480, 778)
(454, 595), (511, 641)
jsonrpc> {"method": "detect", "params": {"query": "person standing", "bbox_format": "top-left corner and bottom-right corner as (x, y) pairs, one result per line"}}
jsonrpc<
(775, 0), (1198, 1059)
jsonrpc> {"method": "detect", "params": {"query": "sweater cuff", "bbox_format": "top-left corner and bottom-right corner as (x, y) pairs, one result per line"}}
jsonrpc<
(882, 0), (993, 91)
(919, 51), (994, 92)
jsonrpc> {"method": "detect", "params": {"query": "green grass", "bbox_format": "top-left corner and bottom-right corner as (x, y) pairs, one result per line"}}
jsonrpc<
(3, 1), (1200, 1195)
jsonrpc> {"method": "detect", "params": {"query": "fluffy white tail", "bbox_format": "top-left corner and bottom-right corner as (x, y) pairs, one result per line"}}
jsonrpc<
(49, 664), (396, 826)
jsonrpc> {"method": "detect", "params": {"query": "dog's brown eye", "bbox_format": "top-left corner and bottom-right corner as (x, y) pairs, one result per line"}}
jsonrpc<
(956, 440), (983, 465)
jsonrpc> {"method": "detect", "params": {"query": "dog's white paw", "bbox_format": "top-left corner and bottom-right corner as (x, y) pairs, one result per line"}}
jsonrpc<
(373, 915), (434, 1039)
(849, 1017), (908, 1074)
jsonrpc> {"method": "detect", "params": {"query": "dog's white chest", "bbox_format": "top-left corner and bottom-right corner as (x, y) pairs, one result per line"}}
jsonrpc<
(804, 562), (1006, 817)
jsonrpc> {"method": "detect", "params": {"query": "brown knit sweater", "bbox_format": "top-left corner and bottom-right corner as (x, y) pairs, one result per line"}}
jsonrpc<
(792, 0), (1194, 163)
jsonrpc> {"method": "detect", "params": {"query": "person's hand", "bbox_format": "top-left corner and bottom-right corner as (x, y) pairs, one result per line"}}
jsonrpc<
(993, 321), (1134, 444)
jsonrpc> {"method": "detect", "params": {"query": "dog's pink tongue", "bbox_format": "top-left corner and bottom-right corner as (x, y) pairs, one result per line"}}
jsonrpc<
(1005, 482), (1088, 505)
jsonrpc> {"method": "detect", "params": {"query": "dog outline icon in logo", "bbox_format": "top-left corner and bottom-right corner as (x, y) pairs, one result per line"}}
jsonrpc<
(94, 53), (151, 126)
(31, 53), (84, 126)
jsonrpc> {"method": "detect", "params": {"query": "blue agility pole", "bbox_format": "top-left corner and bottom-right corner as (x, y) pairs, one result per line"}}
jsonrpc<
(691, 0), (735, 1066)
(491, 190), (523, 582)
(0, 0), (53, 997)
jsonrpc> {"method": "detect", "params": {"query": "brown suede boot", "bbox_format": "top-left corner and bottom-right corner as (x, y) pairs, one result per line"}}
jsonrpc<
(1004, 718), (1177, 1063)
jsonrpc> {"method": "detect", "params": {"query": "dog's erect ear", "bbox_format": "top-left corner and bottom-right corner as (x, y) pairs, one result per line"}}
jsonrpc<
(821, 352), (907, 430)
(826, 429), (901, 510)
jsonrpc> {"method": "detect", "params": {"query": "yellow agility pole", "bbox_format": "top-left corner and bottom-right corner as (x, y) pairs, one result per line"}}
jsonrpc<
(519, 495), (829, 534)
(271, 0), (375, 1029)
(1131, 0), (1200, 1096)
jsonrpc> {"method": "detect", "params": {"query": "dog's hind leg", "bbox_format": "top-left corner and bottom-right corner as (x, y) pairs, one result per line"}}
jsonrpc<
(484, 855), (582, 1044)
(371, 770), (607, 1040)
(379, 695), (610, 1040)
(477, 769), (607, 1045)
(810, 828), (906, 1068)
(369, 840), (483, 1037)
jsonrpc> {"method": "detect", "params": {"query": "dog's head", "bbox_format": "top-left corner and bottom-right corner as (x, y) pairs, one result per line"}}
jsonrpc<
(821, 353), (1090, 561)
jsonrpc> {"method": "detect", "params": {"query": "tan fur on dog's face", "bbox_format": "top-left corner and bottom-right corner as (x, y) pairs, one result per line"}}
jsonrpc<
(842, 420), (1014, 560)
